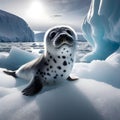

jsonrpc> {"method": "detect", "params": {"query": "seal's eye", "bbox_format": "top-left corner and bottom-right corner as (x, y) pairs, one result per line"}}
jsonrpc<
(50, 31), (56, 40)
(66, 29), (72, 36)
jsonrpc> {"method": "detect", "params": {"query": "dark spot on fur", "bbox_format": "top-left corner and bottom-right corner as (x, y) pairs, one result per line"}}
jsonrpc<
(68, 62), (70, 64)
(53, 59), (57, 63)
(62, 56), (66, 59)
(61, 74), (63, 77)
(63, 61), (67, 66)
(50, 66), (53, 69)
(71, 58), (73, 62)
(47, 68), (49, 71)
(61, 52), (63, 54)
(67, 50), (69, 53)
(70, 54), (72, 56)
(47, 59), (50, 62)
(47, 73), (51, 76)
(63, 70), (66, 72)
(58, 56), (60, 58)
(44, 72), (46, 75)
(44, 62), (49, 66)
(57, 66), (61, 70)
(50, 56), (52, 59)
(54, 74), (58, 79)
(35, 76), (39, 80)
(63, 48), (66, 50)
(40, 72), (43, 75)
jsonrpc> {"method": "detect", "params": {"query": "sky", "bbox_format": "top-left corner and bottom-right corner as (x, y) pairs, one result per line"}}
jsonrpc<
(0, 0), (91, 32)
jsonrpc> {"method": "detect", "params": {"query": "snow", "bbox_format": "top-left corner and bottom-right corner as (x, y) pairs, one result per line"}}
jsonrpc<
(73, 48), (120, 88)
(0, 45), (120, 120)
(0, 10), (34, 42)
(81, 0), (120, 62)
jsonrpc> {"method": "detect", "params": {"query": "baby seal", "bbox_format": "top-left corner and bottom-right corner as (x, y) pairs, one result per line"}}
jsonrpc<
(4, 25), (77, 96)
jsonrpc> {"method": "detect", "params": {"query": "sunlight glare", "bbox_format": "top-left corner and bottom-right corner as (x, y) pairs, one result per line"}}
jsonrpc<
(25, 0), (49, 23)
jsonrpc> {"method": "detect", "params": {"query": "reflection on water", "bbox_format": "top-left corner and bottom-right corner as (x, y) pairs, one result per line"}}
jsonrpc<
(0, 42), (92, 62)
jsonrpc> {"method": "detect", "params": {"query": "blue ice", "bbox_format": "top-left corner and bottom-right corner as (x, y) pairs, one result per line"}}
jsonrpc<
(81, 0), (120, 62)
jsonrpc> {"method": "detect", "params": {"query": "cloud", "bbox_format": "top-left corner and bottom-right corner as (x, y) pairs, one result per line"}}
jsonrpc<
(50, 14), (62, 18)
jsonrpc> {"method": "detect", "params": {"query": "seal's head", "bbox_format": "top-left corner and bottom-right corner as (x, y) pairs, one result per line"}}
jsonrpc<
(44, 25), (77, 56)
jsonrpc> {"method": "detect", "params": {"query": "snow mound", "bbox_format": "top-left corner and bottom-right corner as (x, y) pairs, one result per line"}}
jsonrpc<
(0, 10), (34, 42)
(73, 47), (120, 88)
(0, 45), (120, 120)
(81, 0), (120, 62)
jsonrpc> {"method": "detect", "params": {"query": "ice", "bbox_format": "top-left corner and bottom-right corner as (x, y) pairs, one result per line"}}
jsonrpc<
(0, 10), (34, 42)
(0, 42), (120, 120)
(34, 32), (45, 42)
(81, 0), (120, 62)
(77, 32), (87, 42)
(106, 47), (120, 64)
(0, 47), (39, 70)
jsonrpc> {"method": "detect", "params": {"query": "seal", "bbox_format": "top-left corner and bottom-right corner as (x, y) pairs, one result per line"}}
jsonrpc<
(4, 25), (78, 96)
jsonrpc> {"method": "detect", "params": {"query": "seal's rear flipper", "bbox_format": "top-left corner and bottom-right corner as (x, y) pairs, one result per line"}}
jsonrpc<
(67, 76), (79, 81)
(3, 70), (17, 78)
(22, 76), (43, 96)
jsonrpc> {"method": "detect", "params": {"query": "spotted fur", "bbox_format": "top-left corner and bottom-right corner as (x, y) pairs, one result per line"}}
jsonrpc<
(36, 51), (74, 85)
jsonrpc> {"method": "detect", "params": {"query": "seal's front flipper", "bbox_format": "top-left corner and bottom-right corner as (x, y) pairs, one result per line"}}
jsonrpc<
(3, 70), (17, 78)
(22, 76), (43, 96)
(67, 76), (79, 81)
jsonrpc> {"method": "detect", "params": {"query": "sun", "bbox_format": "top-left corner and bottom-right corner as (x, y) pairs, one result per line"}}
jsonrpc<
(25, 0), (49, 23)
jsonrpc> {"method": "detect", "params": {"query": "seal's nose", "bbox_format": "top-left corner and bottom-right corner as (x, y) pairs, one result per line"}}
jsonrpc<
(58, 34), (73, 44)
(54, 33), (74, 48)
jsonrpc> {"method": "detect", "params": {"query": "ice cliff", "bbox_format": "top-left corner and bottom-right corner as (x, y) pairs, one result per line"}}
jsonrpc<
(0, 10), (34, 42)
(34, 32), (45, 42)
(82, 0), (120, 62)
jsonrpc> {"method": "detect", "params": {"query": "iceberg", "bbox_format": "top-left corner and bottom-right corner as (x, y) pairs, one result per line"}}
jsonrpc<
(0, 10), (34, 42)
(34, 31), (45, 42)
(81, 0), (120, 62)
